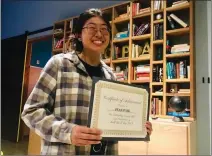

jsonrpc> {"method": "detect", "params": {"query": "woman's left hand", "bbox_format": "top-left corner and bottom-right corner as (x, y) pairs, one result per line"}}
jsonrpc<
(145, 121), (153, 135)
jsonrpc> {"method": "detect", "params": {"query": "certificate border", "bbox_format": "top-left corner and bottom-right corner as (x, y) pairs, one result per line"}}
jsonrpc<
(88, 77), (150, 141)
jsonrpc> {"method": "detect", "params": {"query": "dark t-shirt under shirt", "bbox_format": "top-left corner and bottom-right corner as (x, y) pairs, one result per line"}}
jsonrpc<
(78, 56), (103, 78)
(78, 56), (107, 155)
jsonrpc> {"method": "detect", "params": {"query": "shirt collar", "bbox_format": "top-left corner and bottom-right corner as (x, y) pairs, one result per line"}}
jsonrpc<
(63, 51), (115, 80)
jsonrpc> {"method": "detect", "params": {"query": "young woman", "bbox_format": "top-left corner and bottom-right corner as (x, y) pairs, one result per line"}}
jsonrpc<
(21, 8), (152, 155)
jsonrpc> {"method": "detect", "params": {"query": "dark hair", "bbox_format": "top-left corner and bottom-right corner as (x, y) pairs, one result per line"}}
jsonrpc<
(73, 8), (112, 52)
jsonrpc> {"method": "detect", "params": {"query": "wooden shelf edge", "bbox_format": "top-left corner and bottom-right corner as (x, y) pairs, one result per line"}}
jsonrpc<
(132, 34), (151, 40)
(166, 27), (190, 35)
(153, 9), (164, 14)
(152, 60), (163, 64)
(112, 58), (128, 63)
(166, 93), (190, 96)
(152, 93), (163, 96)
(150, 115), (195, 122)
(151, 82), (163, 85)
(113, 17), (130, 24)
(153, 40), (164, 44)
(153, 19), (164, 24)
(133, 12), (151, 19)
(166, 52), (190, 58)
(113, 38), (129, 43)
(131, 80), (150, 83)
(166, 3), (190, 12)
(131, 55), (150, 61)
(166, 79), (190, 83)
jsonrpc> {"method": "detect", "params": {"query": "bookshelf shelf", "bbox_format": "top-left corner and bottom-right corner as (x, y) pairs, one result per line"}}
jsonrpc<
(166, 79), (190, 83)
(153, 40), (163, 44)
(166, 93), (190, 97)
(132, 34), (151, 41)
(153, 9), (164, 14)
(112, 58), (128, 63)
(113, 17), (130, 24)
(166, 27), (190, 36)
(131, 56), (150, 62)
(152, 93), (163, 96)
(166, 3), (190, 12)
(51, 0), (195, 120)
(166, 52), (190, 58)
(131, 80), (150, 84)
(153, 19), (164, 24)
(151, 82), (163, 86)
(113, 37), (129, 43)
(152, 60), (163, 64)
(133, 12), (151, 19)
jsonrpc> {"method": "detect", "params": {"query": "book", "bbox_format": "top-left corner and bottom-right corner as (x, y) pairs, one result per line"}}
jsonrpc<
(170, 13), (188, 28)
(167, 15), (175, 29)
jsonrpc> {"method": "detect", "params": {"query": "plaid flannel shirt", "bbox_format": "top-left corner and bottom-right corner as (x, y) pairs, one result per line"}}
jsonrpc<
(21, 51), (118, 155)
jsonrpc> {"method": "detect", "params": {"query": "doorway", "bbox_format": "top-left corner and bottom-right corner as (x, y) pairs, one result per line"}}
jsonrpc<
(1, 34), (53, 155)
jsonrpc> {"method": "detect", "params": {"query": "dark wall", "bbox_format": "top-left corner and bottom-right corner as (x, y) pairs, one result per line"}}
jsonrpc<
(2, 34), (27, 142)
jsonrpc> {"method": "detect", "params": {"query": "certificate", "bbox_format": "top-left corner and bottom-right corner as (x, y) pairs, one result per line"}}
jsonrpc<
(88, 77), (150, 141)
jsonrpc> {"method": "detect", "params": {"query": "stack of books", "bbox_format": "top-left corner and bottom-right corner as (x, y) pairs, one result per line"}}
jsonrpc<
(172, 0), (188, 7)
(178, 89), (190, 94)
(134, 65), (150, 81)
(171, 44), (190, 54)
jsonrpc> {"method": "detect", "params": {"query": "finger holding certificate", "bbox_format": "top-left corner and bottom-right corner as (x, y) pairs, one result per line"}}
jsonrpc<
(88, 77), (150, 141)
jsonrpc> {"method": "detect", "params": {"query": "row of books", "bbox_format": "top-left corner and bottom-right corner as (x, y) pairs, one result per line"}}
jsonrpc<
(132, 2), (151, 16)
(113, 45), (129, 59)
(167, 13), (188, 29)
(53, 38), (63, 49)
(170, 44), (190, 54)
(154, 24), (163, 40)
(132, 44), (142, 58)
(151, 98), (163, 116)
(114, 70), (128, 81)
(154, 0), (164, 11)
(178, 89), (190, 94)
(133, 23), (150, 36)
(114, 66), (128, 81)
(153, 66), (163, 82)
(166, 60), (190, 79)
(171, 0), (189, 7)
(134, 65), (150, 81)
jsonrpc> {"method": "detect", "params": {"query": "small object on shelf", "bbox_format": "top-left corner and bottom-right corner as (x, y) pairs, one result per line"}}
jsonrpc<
(142, 42), (150, 55)
(122, 45), (129, 58)
(166, 40), (171, 54)
(168, 96), (186, 122)
(170, 84), (178, 93)
(156, 14), (162, 20)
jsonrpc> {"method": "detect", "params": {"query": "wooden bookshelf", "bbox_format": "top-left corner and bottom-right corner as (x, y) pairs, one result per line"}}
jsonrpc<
(51, 0), (195, 120)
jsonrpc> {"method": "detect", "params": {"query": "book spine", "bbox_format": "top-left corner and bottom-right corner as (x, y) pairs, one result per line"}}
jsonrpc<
(180, 61), (185, 79)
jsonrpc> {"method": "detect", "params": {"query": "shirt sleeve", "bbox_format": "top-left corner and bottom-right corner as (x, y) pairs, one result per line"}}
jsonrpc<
(21, 55), (76, 144)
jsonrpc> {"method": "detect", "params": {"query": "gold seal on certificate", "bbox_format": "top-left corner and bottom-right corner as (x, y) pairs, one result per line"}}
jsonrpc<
(88, 77), (150, 141)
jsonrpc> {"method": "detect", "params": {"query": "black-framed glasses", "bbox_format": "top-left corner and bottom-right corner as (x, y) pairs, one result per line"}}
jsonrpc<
(82, 25), (110, 35)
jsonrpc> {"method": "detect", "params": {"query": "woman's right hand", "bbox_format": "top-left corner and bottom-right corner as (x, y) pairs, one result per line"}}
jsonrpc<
(71, 125), (102, 146)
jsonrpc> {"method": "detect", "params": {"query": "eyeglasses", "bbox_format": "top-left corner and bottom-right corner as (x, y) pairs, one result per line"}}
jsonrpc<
(82, 25), (110, 35)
